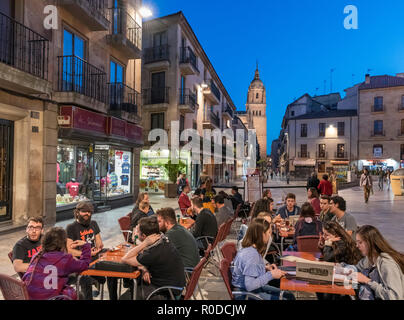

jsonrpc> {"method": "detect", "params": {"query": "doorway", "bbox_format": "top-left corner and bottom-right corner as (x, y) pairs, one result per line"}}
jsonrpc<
(0, 119), (13, 222)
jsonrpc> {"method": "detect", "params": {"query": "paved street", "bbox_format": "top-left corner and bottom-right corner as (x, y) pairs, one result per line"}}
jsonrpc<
(0, 181), (403, 300)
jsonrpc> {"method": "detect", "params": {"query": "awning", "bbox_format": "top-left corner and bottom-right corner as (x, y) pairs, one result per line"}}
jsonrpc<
(331, 161), (349, 165)
(293, 159), (316, 166)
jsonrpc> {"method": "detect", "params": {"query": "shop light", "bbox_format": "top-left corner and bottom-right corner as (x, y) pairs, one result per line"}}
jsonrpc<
(139, 6), (153, 18)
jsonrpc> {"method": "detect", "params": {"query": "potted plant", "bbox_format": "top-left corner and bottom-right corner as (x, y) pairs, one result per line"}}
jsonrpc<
(162, 160), (187, 198)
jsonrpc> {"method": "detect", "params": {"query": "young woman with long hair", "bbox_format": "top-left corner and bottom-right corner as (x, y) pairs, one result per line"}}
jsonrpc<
(307, 187), (321, 215)
(318, 221), (362, 264)
(22, 227), (91, 300)
(232, 219), (295, 300)
(354, 225), (404, 300)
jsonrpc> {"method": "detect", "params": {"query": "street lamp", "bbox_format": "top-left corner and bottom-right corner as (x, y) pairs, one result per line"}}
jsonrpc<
(139, 6), (153, 18)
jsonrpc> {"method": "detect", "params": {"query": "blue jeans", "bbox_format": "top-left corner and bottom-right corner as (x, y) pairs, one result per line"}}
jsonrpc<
(235, 285), (295, 300)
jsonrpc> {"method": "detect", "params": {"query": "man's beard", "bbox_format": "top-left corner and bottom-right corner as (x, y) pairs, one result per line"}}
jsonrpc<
(78, 215), (91, 226)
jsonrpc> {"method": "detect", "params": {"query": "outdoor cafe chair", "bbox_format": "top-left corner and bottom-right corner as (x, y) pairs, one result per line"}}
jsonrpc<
(118, 215), (133, 243)
(8, 252), (24, 280)
(219, 258), (263, 300)
(297, 235), (321, 253)
(220, 242), (237, 263)
(183, 257), (207, 300)
(145, 285), (185, 300)
(0, 273), (72, 300)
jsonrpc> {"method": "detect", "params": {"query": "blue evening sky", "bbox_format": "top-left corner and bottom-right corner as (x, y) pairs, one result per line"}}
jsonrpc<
(142, 0), (404, 155)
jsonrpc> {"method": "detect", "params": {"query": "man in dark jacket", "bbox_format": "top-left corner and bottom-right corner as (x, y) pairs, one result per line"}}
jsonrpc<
(230, 186), (243, 210)
(190, 197), (218, 252)
(307, 172), (320, 191)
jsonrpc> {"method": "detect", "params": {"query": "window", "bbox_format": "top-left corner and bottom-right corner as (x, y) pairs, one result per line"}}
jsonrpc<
(301, 124), (307, 137)
(300, 144), (308, 158)
(151, 113), (165, 130)
(153, 31), (168, 47)
(337, 122), (345, 136)
(374, 96), (383, 112)
(373, 145), (383, 158)
(337, 144), (345, 158)
(63, 29), (85, 59)
(318, 144), (326, 158)
(401, 144), (404, 161)
(374, 120), (383, 135)
(319, 123), (325, 137)
(318, 162), (326, 173)
(401, 96), (404, 109)
(256, 93), (259, 99)
(401, 119), (404, 135)
(291, 111), (295, 117)
(62, 29), (86, 89)
(110, 60), (124, 83)
(180, 115), (185, 136)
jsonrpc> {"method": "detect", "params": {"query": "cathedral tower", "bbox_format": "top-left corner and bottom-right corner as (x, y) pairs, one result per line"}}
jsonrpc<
(246, 65), (267, 159)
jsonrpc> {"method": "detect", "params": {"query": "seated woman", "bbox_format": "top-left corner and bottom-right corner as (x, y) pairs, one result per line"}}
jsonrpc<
(232, 219), (295, 300)
(317, 221), (362, 300)
(307, 187), (321, 215)
(250, 198), (271, 219)
(354, 225), (404, 300)
(289, 202), (322, 251)
(132, 192), (154, 217)
(23, 227), (91, 300)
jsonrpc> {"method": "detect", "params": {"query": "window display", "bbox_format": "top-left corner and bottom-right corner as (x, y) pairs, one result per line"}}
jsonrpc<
(56, 144), (92, 207)
(57, 143), (133, 207)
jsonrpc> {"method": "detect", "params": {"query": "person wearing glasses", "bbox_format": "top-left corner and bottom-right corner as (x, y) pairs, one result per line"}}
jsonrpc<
(12, 217), (44, 275)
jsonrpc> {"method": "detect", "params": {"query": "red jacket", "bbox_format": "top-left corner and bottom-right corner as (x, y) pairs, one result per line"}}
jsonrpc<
(318, 180), (333, 196)
(178, 192), (191, 215)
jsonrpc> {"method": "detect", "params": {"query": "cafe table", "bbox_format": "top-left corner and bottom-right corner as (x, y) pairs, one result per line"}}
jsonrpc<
(78, 243), (141, 300)
(280, 251), (356, 298)
(180, 217), (195, 230)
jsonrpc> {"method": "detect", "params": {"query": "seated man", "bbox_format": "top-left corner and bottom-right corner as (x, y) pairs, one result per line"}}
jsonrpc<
(230, 186), (243, 210)
(12, 217), (44, 275)
(275, 193), (301, 220)
(66, 201), (106, 300)
(156, 208), (200, 269)
(178, 185), (192, 216)
(190, 197), (218, 252)
(130, 200), (150, 241)
(212, 194), (234, 226)
(122, 216), (186, 300)
(329, 196), (358, 240)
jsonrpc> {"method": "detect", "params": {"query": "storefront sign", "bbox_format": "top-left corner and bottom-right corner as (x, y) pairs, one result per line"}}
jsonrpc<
(60, 106), (107, 134)
(294, 159), (316, 166)
(108, 117), (126, 138)
(126, 123), (143, 145)
(374, 147), (383, 158)
(57, 116), (70, 125)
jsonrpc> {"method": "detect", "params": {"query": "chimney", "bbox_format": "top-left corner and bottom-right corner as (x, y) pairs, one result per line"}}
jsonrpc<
(365, 74), (370, 84)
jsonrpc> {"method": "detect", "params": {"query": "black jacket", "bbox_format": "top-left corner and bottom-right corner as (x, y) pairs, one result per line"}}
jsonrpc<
(307, 176), (320, 190)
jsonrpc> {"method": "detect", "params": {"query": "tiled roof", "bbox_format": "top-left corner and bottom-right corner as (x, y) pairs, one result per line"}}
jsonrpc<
(359, 75), (404, 90)
(289, 110), (357, 120)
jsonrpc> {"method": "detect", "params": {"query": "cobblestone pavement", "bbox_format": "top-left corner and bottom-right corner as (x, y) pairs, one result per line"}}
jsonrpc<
(1, 181), (403, 300)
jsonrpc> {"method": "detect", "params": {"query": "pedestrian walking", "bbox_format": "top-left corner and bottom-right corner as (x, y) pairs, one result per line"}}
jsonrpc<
(270, 170), (274, 180)
(225, 170), (230, 183)
(378, 169), (385, 191)
(360, 169), (373, 203)
(386, 170), (391, 191)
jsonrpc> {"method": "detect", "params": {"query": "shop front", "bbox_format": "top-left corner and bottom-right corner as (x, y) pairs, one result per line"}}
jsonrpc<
(293, 159), (316, 178)
(0, 119), (13, 222)
(358, 159), (399, 174)
(57, 106), (143, 220)
(330, 161), (350, 183)
(140, 149), (191, 194)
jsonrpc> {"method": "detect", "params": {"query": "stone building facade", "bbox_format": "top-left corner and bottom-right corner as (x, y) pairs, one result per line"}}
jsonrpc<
(0, 0), (144, 229)
(358, 74), (404, 171)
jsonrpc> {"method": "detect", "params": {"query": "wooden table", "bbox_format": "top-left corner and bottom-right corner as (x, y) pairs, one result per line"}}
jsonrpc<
(180, 218), (195, 230)
(78, 244), (140, 300)
(280, 252), (356, 297)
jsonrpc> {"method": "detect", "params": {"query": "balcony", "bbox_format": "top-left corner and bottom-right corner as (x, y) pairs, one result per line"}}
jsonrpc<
(56, 0), (110, 31)
(142, 87), (169, 111)
(298, 152), (310, 158)
(178, 89), (198, 113)
(222, 104), (234, 120)
(334, 152), (348, 159)
(0, 12), (51, 95)
(179, 46), (199, 75)
(55, 55), (108, 109)
(371, 105), (384, 113)
(315, 152), (328, 159)
(108, 83), (140, 123)
(371, 130), (386, 137)
(203, 79), (221, 105)
(143, 45), (170, 71)
(398, 103), (404, 112)
(203, 111), (220, 129)
(106, 8), (141, 59)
